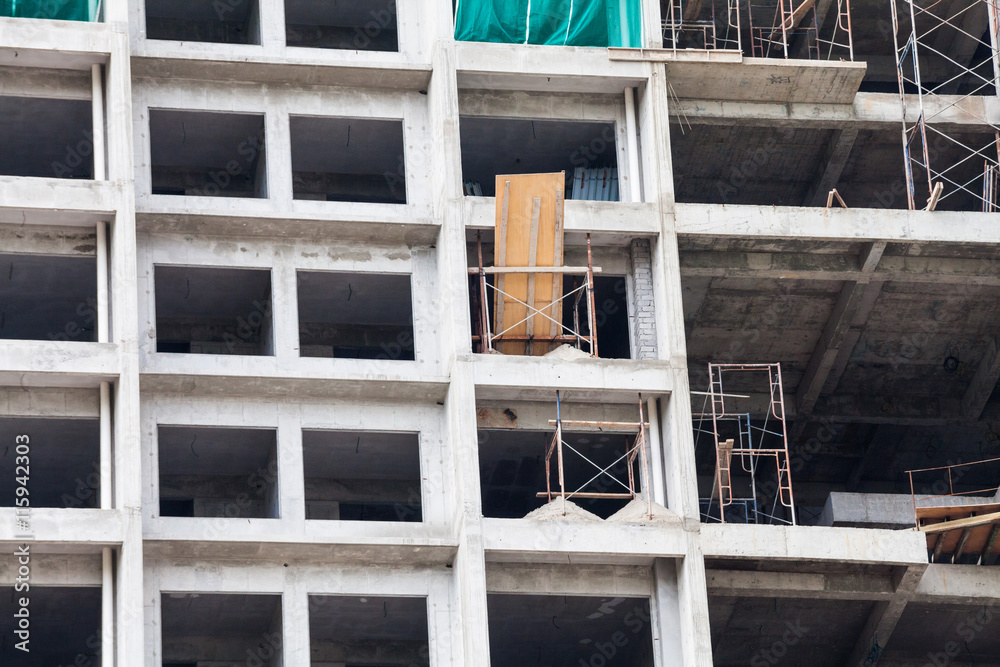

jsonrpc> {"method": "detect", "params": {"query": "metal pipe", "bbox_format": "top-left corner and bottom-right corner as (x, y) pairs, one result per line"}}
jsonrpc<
(91, 64), (105, 181)
(102, 546), (113, 667)
(624, 87), (642, 203)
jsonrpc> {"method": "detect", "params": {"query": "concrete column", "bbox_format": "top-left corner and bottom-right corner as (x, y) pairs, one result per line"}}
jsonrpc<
(102, 547), (114, 667)
(652, 558), (685, 666)
(91, 64), (106, 181)
(270, 262), (299, 361)
(265, 104), (294, 205)
(277, 409), (306, 522)
(282, 584), (311, 665)
(624, 87), (643, 203)
(258, 0), (285, 50)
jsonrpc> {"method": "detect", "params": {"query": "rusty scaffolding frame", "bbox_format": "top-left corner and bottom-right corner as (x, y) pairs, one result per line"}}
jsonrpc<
(538, 391), (653, 519)
(702, 363), (796, 525)
(891, 0), (1000, 211)
(471, 232), (600, 357)
(906, 457), (1000, 565)
(661, 0), (853, 60)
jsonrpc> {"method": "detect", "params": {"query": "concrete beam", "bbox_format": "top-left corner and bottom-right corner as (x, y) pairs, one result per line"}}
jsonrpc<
(961, 337), (1000, 419)
(795, 242), (885, 414)
(679, 250), (1000, 286)
(486, 563), (652, 596)
(706, 568), (896, 600)
(676, 203), (1000, 244)
(671, 91), (1000, 131)
(804, 128), (859, 207)
(913, 563), (1000, 604)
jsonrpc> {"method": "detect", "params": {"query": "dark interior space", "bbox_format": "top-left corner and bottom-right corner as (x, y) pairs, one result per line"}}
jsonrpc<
(290, 115), (406, 204)
(155, 265), (273, 355)
(149, 109), (267, 197)
(145, 0), (260, 44)
(297, 270), (414, 360)
(682, 237), (1000, 537)
(302, 430), (422, 522)
(309, 595), (428, 665)
(285, 0), (398, 51)
(0, 96), (93, 179)
(488, 594), (655, 667)
(157, 426), (279, 518)
(0, 417), (100, 508)
(460, 117), (618, 199)
(671, 124), (997, 211)
(160, 593), (282, 666)
(479, 428), (640, 519)
(0, 253), (97, 342)
(0, 586), (101, 665)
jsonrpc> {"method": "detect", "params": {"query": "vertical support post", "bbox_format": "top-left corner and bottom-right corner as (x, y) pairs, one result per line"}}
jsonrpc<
(97, 221), (109, 344)
(647, 396), (667, 506)
(586, 234), (599, 358)
(91, 64), (105, 182)
(102, 546), (114, 667)
(638, 393), (653, 519)
(556, 391), (566, 515)
(100, 381), (112, 509)
(624, 87), (643, 203)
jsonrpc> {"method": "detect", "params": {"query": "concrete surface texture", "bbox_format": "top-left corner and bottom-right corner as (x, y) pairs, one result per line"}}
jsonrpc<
(1, 0), (1000, 665)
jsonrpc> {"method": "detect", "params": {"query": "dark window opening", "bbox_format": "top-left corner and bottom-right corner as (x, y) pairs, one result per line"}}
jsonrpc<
(0, 253), (97, 342)
(161, 593), (281, 666)
(0, 96), (93, 179)
(145, 0), (261, 44)
(297, 271), (414, 360)
(309, 596), (428, 666)
(303, 430), (421, 522)
(157, 426), (279, 519)
(460, 117), (619, 200)
(479, 428), (639, 519)
(285, 0), (398, 51)
(0, 418), (99, 508)
(155, 265), (273, 356)
(488, 594), (654, 667)
(149, 109), (267, 198)
(290, 116), (406, 204)
(0, 587), (102, 665)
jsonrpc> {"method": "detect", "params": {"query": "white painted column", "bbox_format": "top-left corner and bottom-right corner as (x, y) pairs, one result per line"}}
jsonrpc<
(97, 221), (109, 344)
(91, 64), (106, 182)
(624, 87), (643, 203)
(102, 547), (115, 667)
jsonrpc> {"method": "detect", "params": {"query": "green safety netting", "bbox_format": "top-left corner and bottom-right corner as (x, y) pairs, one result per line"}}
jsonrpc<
(1, 0), (99, 21)
(455, 0), (642, 48)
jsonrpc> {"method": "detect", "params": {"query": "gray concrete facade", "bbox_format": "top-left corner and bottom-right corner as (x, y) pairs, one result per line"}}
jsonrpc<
(2, 0), (1000, 665)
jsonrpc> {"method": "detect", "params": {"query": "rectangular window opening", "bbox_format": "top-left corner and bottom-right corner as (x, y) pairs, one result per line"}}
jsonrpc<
(149, 109), (267, 198)
(303, 430), (421, 522)
(309, 595), (428, 666)
(157, 426), (279, 519)
(297, 271), (414, 360)
(0, 253), (97, 342)
(0, 587), (102, 664)
(0, 96), (93, 179)
(285, 0), (398, 51)
(145, 0), (261, 44)
(154, 265), (273, 356)
(460, 117), (618, 201)
(290, 116), (406, 204)
(0, 418), (100, 508)
(161, 593), (282, 665)
(488, 594), (655, 666)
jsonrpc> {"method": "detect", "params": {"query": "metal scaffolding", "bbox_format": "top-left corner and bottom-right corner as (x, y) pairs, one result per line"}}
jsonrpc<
(538, 391), (653, 519)
(697, 363), (796, 525)
(471, 232), (600, 357)
(891, 0), (1000, 211)
(661, 0), (853, 60)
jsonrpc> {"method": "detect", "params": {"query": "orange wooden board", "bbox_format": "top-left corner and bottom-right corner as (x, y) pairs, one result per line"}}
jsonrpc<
(918, 504), (1000, 558)
(493, 172), (565, 356)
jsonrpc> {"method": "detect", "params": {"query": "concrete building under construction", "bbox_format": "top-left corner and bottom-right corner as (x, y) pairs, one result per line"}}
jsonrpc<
(1, 0), (1000, 664)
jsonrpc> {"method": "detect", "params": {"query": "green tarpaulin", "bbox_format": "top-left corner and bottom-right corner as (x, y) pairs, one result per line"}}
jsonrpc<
(1, 0), (99, 21)
(455, 0), (642, 48)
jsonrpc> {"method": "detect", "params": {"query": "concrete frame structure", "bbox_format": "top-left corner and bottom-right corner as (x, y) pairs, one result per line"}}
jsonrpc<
(2, 0), (1000, 665)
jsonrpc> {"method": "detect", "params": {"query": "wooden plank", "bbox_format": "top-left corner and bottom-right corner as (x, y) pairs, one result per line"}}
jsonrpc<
(494, 172), (565, 356)
(916, 503), (1000, 522)
(920, 510), (1000, 535)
